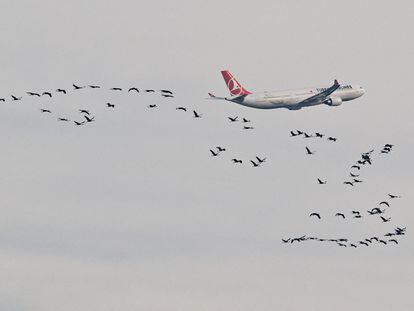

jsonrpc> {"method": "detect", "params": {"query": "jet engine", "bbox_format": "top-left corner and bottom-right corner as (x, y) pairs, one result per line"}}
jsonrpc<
(325, 97), (342, 106)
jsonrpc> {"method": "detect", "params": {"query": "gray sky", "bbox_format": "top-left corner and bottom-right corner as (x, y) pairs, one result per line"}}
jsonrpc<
(1, 1), (413, 310)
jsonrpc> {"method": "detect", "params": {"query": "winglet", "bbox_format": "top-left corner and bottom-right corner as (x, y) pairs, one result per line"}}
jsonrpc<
(334, 79), (339, 86)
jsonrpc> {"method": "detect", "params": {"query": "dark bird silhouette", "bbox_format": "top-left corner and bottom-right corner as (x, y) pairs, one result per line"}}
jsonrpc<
(327, 136), (337, 142)
(337, 243), (347, 247)
(145, 89), (155, 93)
(128, 87), (139, 93)
(350, 244), (357, 248)
(89, 85), (100, 88)
(242, 118), (251, 123)
(368, 208), (384, 215)
(161, 90), (173, 94)
(335, 213), (345, 219)
(0, 98), (5, 102)
(282, 238), (291, 243)
(388, 239), (398, 244)
(40, 109), (51, 113)
(380, 216), (391, 223)
(305, 147), (314, 155)
(310, 213), (321, 219)
(290, 131), (299, 137)
(315, 132), (324, 138)
(384, 233), (395, 237)
(106, 103), (115, 108)
(354, 214), (362, 219)
(250, 160), (260, 167)
(232, 159), (242, 164)
(193, 110), (202, 118)
(216, 147), (226, 152)
(365, 238), (372, 243)
(371, 237), (379, 242)
(84, 115), (95, 122)
(344, 181), (354, 186)
(209, 149), (219, 156)
(176, 107), (187, 111)
(352, 211), (360, 215)
(296, 130), (303, 135)
(388, 194), (401, 199)
(42, 92), (52, 97)
(256, 156), (266, 163)
(243, 126), (254, 130)
(162, 94), (174, 98)
(317, 178), (326, 185)
(350, 172), (359, 178)
(74, 121), (85, 126)
(73, 84), (84, 90)
(379, 201), (390, 207)
(56, 88), (67, 94)
(359, 241), (369, 246)
(79, 109), (90, 115)
(228, 116), (238, 122)
(379, 239), (387, 245)
(27, 92), (40, 97)
(303, 132), (312, 138)
(11, 95), (22, 101)
(353, 179), (363, 183)
(58, 117), (69, 122)
(110, 87), (122, 91)
(148, 104), (157, 108)
(351, 165), (360, 170)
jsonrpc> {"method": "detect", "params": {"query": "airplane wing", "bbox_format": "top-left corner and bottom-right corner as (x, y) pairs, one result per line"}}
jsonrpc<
(297, 80), (340, 105)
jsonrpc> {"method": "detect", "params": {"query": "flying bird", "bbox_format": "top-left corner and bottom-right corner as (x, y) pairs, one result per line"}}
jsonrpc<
(56, 88), (67, 94)
(89, 85), (100, 89)
(106, 103), (115, 108)
(79, 109), (90, 115)
(74, 121), (85, 126)
(0, 98), (5, 102)
(350, 172), (359, 178)
(290, 131), (299, 137)
(232, 159), (243, 164)
(315, 132), (324, 138)
(388, 194), (401, 199)
(26, 92), (40, 96)
(161, 90), (173, 94)
(110, 87), (122, 91)
(310, 212), (321, 219)
(327, 136), (337, 142)
(176, 107), (187, 111)
(193, 110), (202, 118)
(40, 109), (51, 113)
(42, 92), (52, 97)
(145, 89), (155, 93)
(379, 240), (387, 245)
(242, 118), (251, 123)
(282, 238), (291, 243)
(388, 239), (398, 244)
(84, 115), (95, 122)
(335, 213), (345, 219)
(128, 87), (139, 93)
(353, 179), (363, 183)
(73, 84), (84, 90)
(344, 181), (354, 186)
(11, 95), (22, 101)
(359, 241), (369, 246)
(351, 165), (360, 170)
(210, 149), (219, 157)
(379, 201), (390, 207)
(216, 147), (226, 152)
(228, 116), (238, 122)
(380, 216), (391, 223)
(256, 156), (266, 163)
(162, 94), (174, 98)
(317, 178), (326, 185)
(250, 160), (260, 167)
(148, 104), (157, 108)
(58, 117), (69, 122)
(243, 126), (254, 130)
(305, 147), (314, 155)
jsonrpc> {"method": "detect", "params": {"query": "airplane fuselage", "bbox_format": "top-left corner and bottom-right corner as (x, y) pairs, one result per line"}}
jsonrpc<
(229, 84), (365, 110)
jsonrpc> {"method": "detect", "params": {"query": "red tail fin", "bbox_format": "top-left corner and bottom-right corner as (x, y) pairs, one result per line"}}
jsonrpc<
(221, 70), (251, 96)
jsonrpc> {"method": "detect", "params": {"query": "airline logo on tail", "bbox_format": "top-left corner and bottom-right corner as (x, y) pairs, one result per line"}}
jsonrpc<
(221, 70), (251, 96)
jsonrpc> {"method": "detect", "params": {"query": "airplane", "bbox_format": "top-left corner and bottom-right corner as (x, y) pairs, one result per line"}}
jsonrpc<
(208, 70), (365, 110)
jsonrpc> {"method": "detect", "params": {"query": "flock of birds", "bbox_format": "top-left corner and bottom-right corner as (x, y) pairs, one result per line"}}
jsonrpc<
(2, 81), (406, 250)
(1, 84), (175, 126)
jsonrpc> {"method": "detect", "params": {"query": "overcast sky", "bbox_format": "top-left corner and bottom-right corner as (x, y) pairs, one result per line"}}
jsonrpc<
(1, 1), (413, 310)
